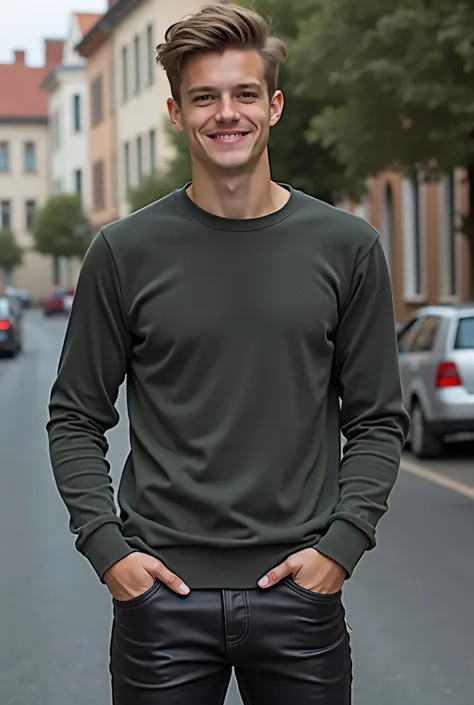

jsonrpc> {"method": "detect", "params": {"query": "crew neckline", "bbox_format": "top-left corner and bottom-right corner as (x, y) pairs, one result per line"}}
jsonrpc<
(172, 182), (301, 232)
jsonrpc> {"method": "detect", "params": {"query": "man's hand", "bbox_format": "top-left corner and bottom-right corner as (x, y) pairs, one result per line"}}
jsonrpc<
(104, 552), (190, 601)
(257, 548), (346, 594)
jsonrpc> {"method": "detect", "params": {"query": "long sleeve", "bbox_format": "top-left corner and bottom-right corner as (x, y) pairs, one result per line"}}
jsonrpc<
(47, 231), (136, 581)
(315, 237), (410, 576)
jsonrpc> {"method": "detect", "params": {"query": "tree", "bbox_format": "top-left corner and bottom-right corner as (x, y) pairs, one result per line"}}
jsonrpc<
(247, 0), (360, 202)
(292, 0), (474, 293)
(129, 125), (191, 213)
(0, 228), (23, 289)
(33, 195), (90, 283)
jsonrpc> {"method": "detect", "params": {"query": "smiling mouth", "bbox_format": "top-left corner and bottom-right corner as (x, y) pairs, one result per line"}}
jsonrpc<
(208, 132), (250, 141)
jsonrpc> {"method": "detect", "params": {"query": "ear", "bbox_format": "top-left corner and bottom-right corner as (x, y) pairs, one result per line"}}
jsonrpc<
(167, 97), (184, 132)
(269, 90), (284, 127)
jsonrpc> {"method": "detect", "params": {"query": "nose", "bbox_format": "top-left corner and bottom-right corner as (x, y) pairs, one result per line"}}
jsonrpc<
(215, 95), (240, 123)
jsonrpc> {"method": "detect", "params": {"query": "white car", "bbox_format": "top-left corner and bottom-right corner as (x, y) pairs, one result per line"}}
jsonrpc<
(63, 294), (74, 314)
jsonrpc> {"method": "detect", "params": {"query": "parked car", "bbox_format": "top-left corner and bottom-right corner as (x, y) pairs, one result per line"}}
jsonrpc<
(0, 295), (23, 358)
(5, 284), (31, 309)
(397, 304), (474, 458)
(42, 286), (75, 316)
(63, 292), (74, 314)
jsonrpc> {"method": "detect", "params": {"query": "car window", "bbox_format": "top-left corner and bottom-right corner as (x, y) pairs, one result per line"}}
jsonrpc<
(410, 316), (441, 352)
(0, 298), (10, 317)
(53, 289), (68, 299)
(397, 318), (420, 353)
(454, 317), (474, 350)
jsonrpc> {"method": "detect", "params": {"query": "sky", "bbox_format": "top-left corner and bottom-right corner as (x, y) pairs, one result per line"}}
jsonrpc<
(0, 0), (108, 66)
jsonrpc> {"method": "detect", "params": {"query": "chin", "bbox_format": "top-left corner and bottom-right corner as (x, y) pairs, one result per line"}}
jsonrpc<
(209, 154), (255, 172)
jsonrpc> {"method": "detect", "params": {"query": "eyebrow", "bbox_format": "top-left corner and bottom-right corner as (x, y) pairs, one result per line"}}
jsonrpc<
(187, 82), (262, 96)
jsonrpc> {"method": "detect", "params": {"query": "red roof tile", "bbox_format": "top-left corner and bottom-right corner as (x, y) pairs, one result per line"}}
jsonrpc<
(76, 13), (102, 37)
(0, 41), (63, 120)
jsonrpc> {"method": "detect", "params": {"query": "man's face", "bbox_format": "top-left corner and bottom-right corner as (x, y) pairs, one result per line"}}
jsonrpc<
(168, 49), (284, 174)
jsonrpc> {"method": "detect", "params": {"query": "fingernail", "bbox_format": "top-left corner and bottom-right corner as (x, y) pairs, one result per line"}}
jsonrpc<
(180, 582), (190, 594)
(258, 576), (269, 587)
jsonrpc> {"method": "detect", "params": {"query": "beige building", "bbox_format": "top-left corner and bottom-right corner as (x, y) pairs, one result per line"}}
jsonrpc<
(77, 0), (211, 223)
(339, 169), (471, 324)
(0, 40), (63, 300)
(77, 7), (118, 235)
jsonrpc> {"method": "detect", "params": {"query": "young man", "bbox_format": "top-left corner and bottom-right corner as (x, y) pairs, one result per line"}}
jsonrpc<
(47, 4), (409, 704)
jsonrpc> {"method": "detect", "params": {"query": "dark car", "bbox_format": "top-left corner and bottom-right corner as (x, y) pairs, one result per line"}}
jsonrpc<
(42, 286), (75, 316)
(0, 295), (23, 358)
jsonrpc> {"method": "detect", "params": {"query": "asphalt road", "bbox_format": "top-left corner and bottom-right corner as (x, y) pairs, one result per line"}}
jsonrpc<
(1, 310), (473, 705)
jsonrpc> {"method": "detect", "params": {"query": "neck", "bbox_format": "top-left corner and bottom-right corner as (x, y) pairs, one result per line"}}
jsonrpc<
(187, 155), (289, 220)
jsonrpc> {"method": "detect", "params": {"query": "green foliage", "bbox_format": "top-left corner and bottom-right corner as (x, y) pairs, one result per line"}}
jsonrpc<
(33, 194), (90, 259)
(249, 0), (360, 201)
(292, 0), (474, 179)
(129, 123), (191, 213)
(129, 172), (181, 213)
(0, 228), (23, 274)
(290, 0), (474, 290)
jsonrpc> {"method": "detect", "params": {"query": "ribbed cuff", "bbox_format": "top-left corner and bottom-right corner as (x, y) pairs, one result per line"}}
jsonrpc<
(314, 519), (370, 577)
(80, 522), (137, 583)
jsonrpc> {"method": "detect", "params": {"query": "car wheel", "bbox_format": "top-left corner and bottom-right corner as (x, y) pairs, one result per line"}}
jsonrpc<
(410, 400), (443, 459)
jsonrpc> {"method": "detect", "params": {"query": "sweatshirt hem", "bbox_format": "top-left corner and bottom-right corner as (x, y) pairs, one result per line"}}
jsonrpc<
(124, 538), (323, 590)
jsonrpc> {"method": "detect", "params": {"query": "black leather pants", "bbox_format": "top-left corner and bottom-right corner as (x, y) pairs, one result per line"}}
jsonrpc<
(110, 577), (352, 704)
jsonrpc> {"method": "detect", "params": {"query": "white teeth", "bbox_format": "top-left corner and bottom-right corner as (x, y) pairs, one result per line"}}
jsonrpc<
(213, 134), (244, 140)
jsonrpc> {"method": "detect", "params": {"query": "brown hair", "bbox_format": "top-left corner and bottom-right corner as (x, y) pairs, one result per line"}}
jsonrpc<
(155, 4), (288, 103)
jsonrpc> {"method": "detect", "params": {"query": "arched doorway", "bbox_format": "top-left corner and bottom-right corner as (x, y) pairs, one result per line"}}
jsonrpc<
(380, 182), (395, 281)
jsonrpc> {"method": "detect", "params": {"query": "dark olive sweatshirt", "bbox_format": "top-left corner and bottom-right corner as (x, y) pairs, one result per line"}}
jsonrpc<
(47, 184), (409, 589)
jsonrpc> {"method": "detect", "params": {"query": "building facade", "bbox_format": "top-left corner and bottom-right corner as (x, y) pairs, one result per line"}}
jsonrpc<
(0, 40), (63, 300)
(77, 0), (210, 223)
(41, 13), (101, 285)
(77, 7), (118, 235)
(339, 169), (471, 324)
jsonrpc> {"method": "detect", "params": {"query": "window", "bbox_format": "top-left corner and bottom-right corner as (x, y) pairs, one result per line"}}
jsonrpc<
(25, 200), (36, 231)
(124, 142), (130, 193)
(112, 151), (117, 206)
(454, 317), (474, 350)
(24, 142), (36, 173)
(149, 129), (156, 173)
(93, 160), (105, 210)
(52, 109), (62, 150)
(122, 46), (128, 102)
(137, 136), (143, 183)
(91, 76), (103, 125)
(402, 171), (423, 299)
(0, 142), (9, 172)
(0, 298), (11, 317)
(74, 169), (83, 197)
(73, 94), (81, 132)
(147, 24), (154, 86)
(0, 200), (11, 229)
(397, 318), (421, 354)
(134, 36), (140, 93)
(109, 61), (115, 116)
(410, 316), (441, 353)
(439, 171), (458, 298)
(380, 182), (394, 280)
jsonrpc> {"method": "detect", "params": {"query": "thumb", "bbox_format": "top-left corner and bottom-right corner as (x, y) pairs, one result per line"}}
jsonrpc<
(258, 560), (292, 589)
(145, 556), (190, 595)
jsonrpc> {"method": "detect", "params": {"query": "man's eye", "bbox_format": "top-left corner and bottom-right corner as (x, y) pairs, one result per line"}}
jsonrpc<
(195, 95), (213, 102)
(239, 92), (257, 100)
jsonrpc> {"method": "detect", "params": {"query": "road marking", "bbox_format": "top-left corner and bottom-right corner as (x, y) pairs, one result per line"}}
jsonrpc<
(401, 458), (474, 501)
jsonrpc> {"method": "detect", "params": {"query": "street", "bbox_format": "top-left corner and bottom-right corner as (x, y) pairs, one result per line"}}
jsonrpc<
(1, 310), (473, 705)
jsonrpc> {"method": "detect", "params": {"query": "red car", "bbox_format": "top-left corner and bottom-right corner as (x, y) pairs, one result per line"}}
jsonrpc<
(42, 286), (75, 316)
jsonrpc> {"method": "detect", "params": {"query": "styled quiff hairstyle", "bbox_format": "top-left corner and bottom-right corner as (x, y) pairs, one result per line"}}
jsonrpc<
(155, 4), (288, 103)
